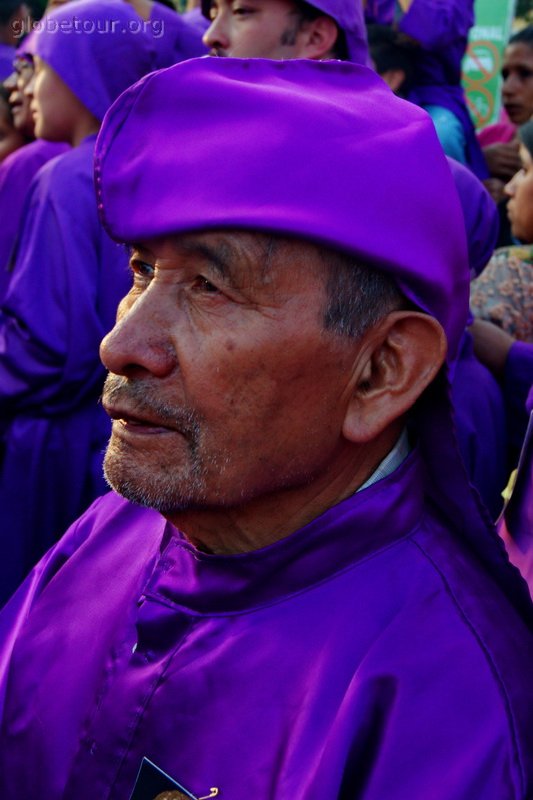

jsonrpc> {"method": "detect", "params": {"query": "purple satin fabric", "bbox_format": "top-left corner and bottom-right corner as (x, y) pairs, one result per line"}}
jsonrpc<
(0, 43), (15, 81)
(446, 159), (507, 517)
(0, 138), (131, 605)
(1, 450), (532, 798)
(0, 139), (69, 302)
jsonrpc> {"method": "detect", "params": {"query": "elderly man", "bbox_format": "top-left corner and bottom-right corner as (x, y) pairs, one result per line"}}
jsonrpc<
(0, 58), (532, 800)
(202, 0), (367, 62)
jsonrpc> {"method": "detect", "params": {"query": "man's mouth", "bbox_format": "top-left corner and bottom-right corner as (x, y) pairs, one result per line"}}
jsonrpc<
(104, 405), (175, 435)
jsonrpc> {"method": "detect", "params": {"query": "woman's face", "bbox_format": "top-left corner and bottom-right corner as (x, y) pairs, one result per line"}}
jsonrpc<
(8, 57), (35, 138)
(505, 143), (533, 243)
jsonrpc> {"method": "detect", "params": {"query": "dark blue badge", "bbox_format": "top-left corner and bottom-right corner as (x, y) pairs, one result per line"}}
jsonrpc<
(129, 757), (219, 800)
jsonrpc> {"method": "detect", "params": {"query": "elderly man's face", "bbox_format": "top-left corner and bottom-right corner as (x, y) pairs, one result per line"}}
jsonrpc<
(203, 0), (308, 58)
(100, 231), (359, 515)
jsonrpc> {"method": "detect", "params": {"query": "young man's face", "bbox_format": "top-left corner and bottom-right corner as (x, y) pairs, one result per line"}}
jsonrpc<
(501, 43), (533, 125)
(203, 0), (310, 58)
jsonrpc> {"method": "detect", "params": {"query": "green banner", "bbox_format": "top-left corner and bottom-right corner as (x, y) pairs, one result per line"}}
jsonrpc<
(462, 0), (517, 129)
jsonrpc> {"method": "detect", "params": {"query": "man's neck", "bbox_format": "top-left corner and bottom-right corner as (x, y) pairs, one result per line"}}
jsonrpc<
(165, 425), (405, 555)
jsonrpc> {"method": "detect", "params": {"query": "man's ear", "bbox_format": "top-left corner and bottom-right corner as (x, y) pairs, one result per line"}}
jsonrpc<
(298, 15), (339, 60)
(342, 311), (447, 443)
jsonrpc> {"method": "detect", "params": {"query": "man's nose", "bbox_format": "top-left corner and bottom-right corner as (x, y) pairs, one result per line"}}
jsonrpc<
(23, 73), (35, 98)
(203, 14), (229, 51)
(502, 72), (520, 98)
(100, 290), (177, 380)
(504, 168), (521, 198)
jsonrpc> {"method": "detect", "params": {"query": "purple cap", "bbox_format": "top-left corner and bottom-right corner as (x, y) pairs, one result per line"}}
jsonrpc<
(34, 0), (155, 121)
(16, 30), (36, 59)
(95, 57), (468, 359)
(200, 0), (368, 64)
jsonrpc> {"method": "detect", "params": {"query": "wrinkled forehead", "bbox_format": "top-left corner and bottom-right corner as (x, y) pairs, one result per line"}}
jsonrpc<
(131, 229), (332, 286)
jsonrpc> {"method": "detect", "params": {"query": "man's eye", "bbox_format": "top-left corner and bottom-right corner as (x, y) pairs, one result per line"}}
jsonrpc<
(232, 5), (254, 15)
(130, 259), (154, 279)
(193, 275), (220, 293)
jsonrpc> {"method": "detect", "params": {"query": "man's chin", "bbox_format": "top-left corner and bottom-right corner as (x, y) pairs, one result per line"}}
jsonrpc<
(103, 449), (206, 513)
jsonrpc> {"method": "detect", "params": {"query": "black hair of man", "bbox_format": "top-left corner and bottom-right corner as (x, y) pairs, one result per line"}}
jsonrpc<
(508, 24), (533, 48)
(367, 23), (417, 97)
(287, 0), (348, 60)
(0, 1), (26, 25)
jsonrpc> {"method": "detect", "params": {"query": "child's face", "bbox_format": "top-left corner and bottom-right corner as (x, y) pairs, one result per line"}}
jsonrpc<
(27, 55), (88, 144)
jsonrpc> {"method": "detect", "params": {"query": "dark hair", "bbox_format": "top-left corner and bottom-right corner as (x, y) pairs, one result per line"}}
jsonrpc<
(0, 86), (13, 122)
(519, 118), (533, 160)
(366, 23), (417, 97)
(261, 234), (405, 339)
(153, 0), (178, 9)
(283, 0), (348, 60)
(508, 24), (533, 48)
(0, 1), (25, 25)
(320, 246), (405, 339)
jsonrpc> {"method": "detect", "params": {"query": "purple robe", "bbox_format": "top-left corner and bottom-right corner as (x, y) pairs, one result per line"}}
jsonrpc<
(452, 331), (507, 518)
(0, 0), (158, 603)
(0, 139), (69, 301)
(365, 0), (487, 178)
(149, 3), (207, 68)
(0, 43), (15, 81)
(0, 137), (131, 605)
(505, 341), (533, 453)
(1, 449), (533, 798)
(446, 159), (507, 517)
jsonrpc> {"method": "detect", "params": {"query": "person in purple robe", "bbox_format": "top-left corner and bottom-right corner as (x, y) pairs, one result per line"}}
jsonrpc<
(447, 158), (508, 518)
(0, 1), (30, 81)
(0, 57), (532, 800)
(202, 0), (368, 62)
(0, 0), (155, 606)
(470, 118), (533, 594)
(0, 32), (68, 301)
(471, 120), (533, 454)
(364, 0), (487, 179)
